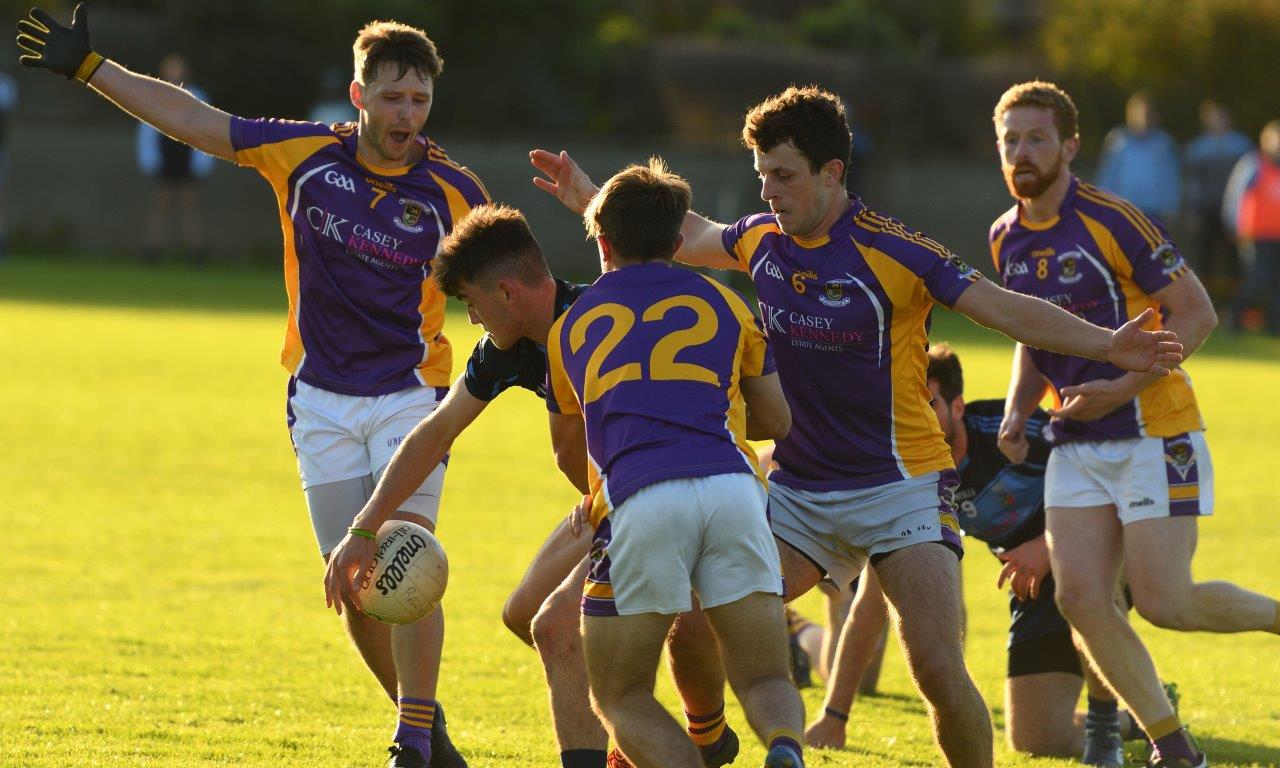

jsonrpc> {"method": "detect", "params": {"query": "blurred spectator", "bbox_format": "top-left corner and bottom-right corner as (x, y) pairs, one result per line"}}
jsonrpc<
(1222, 120), (1280, 336)
(1184, 101), (1253, 302)
(137, 54), (214, 265)
(1096, 91), (1180, 224)
(308, 67), (356, 126)
(0, 69), (16, 259)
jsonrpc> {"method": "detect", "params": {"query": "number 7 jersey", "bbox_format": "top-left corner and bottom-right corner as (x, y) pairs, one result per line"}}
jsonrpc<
(545, 262), (775, 527)
(231, 117), (490, 396)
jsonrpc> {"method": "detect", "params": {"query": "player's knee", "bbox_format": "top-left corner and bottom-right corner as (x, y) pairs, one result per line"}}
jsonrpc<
(501, 594), (535, 647)
(909, 650), (968, 705)
(1132, 592), (1190, 630)
(1006, 723), (1071, 758)
(1052, 581), (1107, 627)
(531, 599), (581, 657)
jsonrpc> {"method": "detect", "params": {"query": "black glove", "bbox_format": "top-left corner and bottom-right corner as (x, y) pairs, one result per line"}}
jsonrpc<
(17, 3), (102, 82)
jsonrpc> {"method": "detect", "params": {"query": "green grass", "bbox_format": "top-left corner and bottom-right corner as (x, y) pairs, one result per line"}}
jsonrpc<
(2, 256), (1278, 767)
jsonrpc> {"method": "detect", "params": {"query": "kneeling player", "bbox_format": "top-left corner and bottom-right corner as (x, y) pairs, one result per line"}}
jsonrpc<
(546, 160), (806, 768)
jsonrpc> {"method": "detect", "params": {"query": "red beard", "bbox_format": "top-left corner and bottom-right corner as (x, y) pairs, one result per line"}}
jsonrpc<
(1004, 158), (1063, 199)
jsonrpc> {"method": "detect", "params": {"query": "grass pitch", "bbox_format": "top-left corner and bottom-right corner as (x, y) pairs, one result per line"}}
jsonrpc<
(2, 257), (1278, 767)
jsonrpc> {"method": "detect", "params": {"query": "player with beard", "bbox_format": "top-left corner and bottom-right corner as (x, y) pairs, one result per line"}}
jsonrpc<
(17, 7), (487, 766)
(532, 85), (1183, 768)
(990, 80), (1280, 768)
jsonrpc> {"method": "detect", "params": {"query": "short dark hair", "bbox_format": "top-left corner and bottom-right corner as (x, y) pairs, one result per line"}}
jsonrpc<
(584, 157), (692, 263)
(926, 343), (964, 403)
(742, 86), (852, 182)
(993, 80), (1079, 141)
(432, 205), (548, 297)
(354, 20), (443, 85)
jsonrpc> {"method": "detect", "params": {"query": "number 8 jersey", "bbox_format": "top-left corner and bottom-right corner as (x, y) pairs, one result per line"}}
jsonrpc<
(545, 261), (775, 527)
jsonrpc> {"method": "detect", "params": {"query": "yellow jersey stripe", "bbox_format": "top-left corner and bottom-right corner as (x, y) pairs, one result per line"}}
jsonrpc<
(1078, 183), (1165, 244)
(1077, 186), (1163, 250)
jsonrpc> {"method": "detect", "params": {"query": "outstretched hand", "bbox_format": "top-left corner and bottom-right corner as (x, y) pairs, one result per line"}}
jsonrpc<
(1107, 307), (1183, 374)
(17, 3), (96, 80)
(530, 149), (598, 215)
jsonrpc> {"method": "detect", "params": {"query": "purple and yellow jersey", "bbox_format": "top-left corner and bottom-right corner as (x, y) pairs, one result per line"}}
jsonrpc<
(990, 176), (1202, 443)
(545, 262), (775, 527)
(231, 118), (490, 396)
(723, 197), (981, 491)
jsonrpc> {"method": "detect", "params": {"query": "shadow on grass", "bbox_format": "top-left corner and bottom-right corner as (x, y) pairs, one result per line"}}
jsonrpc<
(5, 255), (1278, 362)
(1195, 734), (1280, 766)
(1, 255), (285, 314)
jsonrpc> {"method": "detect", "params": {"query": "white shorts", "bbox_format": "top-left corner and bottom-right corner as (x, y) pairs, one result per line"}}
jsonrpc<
(581, 473), (783, 617)
(287, 378), (447, 553)
(1045, 431), (1214, 525)
(768, 470), (965, 591)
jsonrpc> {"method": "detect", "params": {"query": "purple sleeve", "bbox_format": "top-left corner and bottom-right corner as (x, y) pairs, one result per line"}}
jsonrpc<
(879, 227), (982, 307)
(230, 117), (334, 153)
(1113, 209), (1188, 295)
(721, 213), (777, 270)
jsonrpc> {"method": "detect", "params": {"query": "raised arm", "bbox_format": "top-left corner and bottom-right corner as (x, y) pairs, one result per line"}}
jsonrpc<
(18, 5), (235, 161)
(324, 381), (488, 613)
(529, 148), (739, 270)
(951, 278), (1183, 375)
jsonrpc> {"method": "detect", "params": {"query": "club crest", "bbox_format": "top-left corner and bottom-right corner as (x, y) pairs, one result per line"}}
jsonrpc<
(1164, 437), (1196, 481)
(395, 197), (427, 234)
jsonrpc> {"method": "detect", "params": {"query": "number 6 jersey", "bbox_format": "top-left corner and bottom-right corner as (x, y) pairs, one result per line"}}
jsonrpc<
(545, 262), (775, 527)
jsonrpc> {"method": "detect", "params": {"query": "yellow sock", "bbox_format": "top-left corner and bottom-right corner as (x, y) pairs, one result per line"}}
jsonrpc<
(686, 706), (726, 748)
(1147, 715), (1182, 741)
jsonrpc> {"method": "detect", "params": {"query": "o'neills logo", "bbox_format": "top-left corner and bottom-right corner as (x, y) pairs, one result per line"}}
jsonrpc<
(374, 533), (428, 595)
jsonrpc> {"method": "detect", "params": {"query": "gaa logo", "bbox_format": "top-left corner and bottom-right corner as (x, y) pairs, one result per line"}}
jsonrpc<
(324, 169), (357, 193)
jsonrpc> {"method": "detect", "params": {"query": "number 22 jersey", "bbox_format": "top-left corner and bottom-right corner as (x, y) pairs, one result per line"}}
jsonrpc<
(545, 262), (775, 527)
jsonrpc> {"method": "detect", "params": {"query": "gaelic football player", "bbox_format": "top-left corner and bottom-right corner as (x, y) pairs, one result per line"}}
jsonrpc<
(17, 7), (487, 766)
(546, 159), (806, 768)
(807, 344), (1154, 765)
(532, 85), (1183, 768)
(328, 203), (740, 768)
(990, 80), (1280, 768)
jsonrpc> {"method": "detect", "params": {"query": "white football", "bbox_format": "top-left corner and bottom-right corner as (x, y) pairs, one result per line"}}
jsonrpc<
(358, 520), (448, 625)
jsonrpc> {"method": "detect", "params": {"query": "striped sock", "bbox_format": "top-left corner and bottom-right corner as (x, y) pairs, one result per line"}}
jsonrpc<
(767, 728), (804, 762)
(1086, 695), (1120, 731)
(394, 697), (435, 758)
(686, 705), (728, 751)
(1148, 717), (1200, 763)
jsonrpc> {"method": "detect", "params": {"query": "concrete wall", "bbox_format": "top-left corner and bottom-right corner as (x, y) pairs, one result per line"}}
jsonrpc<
(8, 124), (1017, 279)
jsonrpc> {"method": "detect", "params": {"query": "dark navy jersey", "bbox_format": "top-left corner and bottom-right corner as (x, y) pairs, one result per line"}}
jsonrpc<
(462, 279), (588, 402)
(954, 399), (1051, 551)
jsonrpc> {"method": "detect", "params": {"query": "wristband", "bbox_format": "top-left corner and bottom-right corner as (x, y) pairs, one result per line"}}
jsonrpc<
(73, 51), (105, 84)
(347, 526), (376, 541)
(824, 706), (849, 722)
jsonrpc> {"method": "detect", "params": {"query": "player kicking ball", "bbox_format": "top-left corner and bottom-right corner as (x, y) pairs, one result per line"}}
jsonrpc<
(545, 159), (806, 768)
(17, 6), (488, 766)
